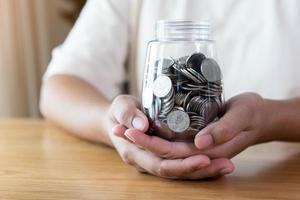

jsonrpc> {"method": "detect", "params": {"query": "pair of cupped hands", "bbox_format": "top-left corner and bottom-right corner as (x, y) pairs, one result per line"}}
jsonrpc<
(108, 92), (266, 179)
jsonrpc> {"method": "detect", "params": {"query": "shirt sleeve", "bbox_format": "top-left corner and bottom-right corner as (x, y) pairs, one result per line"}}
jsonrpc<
(43, 0), (129, 100)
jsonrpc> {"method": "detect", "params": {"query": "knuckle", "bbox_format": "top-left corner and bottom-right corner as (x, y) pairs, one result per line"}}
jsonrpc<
(118, 107), (134, 123)
(243, 101), (256, 119)
(151, 144), (166, 159)
(239, 93), (264, 118)
(213, 121), (232, 143)
(110, 95), (133, 121)
(158, 144), (174, 159)
(149, 137), (178, 159)
(160, 151), (172, 159)
(188, 163), (200, 173)
(157, 162), (172, 178)
(157, 164), (167, 177)
(113, 95), (129, 104)
(218, 120), (232, 134)
(111, 95), (143, 126)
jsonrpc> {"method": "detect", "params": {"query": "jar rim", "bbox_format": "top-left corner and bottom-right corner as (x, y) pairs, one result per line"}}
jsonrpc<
(155, 19), (212, 41)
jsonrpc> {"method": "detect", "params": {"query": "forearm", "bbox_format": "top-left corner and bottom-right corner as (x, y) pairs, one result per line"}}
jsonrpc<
(262, 97), (300, 142)
(40, 75), (112, 146)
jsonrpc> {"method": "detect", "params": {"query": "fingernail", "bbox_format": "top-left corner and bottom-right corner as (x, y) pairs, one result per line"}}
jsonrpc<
(124, 132), (135, 143)
(221, 167), (233, 175)
(195, 134), (213, 150)
(132, 116), (145, 131)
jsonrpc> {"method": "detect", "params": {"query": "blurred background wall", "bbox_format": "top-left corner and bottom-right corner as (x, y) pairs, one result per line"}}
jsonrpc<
(0, 0), (85, 118)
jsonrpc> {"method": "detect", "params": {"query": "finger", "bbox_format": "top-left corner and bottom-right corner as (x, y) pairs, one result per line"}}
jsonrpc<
(112, 124), (127, 138)
(124, 128), (201, 159)
(201, 130), (258, 159)
(184, 158), (234, 180)
(195, 98), (253, 149)
(125, 142), (211, 179)
(119, 141), (163, 175)
(111, 125), (139, 145)
(111, 95), (149, 132)
(157, 155), (211, 178)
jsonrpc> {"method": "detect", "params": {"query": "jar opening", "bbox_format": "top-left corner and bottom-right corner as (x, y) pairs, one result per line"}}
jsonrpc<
(156, 20), (212, 41)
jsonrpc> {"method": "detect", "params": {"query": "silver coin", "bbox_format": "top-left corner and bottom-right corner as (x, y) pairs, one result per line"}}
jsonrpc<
(186, 53), (206, 68)
(155, 58), (174, 69)
(186, 68), (207, 83)
(189, 112), (207, 130)
(155, 97), (164, 120)
(173, 106), (185, 111)
(167, 110), (190, 132)
(158, 85), (175, 118)
(160, 96), (174, 116)
(175, 92), (185, 106)
(201, 99), (219, 123)
(155, 58), (174, 75)
(183, 91), (194, 108)
(179, 68), (202, 84)
(178, 56), (189, 65)
(153, 75), (173, 98)
(144, 52), (224, 135)
(201, 58), (221, 82)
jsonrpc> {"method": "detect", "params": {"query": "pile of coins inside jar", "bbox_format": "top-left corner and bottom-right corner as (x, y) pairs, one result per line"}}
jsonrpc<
(144, 52), (224, 134)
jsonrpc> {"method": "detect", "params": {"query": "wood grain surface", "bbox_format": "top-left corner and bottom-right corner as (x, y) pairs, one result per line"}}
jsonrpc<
(0, 119), (299, 200)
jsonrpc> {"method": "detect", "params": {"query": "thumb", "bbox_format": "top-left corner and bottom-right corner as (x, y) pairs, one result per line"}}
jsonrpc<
(111, 95), (149, 132)
(194, 97), (253, 150)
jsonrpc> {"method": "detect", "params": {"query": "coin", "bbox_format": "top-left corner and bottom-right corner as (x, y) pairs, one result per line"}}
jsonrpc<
(201, 98), (219, 123)
(144, 51), (224, 136)
(155, 58), (174, 69)
(175, 92), (185, 106)
(160, 93), (174, 116)
(178, 56), (189, 65)
(190, 114), (206, 130)
(186, 67), (207, 83)
(153, 75), (173, 98)
(158, 83), (175, 118)
(186, 53), (206, 72)
(201, 58), (221, 82)
(154, 97), (162, 118)
(167, 110), (190, 132)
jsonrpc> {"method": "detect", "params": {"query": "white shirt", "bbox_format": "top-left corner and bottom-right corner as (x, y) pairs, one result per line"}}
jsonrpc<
(44, 0), (300, 101)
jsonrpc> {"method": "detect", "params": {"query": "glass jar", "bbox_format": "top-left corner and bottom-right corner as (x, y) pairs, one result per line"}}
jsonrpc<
(142, 20), (224, 141)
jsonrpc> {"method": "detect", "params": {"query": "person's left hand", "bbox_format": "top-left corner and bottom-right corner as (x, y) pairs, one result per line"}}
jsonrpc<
(193, 92), (268, 158)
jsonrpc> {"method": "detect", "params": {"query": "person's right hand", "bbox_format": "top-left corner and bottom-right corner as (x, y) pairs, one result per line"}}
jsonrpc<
(107, 95), (234, 179)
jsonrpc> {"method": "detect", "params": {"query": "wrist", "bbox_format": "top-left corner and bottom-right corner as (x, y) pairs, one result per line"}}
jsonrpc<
(92, 100), (114, 146)
(257, 98), (288, 143)
(255, 98), (272, 143)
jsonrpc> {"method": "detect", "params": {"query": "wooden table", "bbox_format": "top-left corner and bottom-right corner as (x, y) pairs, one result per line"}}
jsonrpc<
(0, 119), (300, 200)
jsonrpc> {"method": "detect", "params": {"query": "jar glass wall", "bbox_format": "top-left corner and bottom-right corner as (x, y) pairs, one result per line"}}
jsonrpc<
(142, 20), (224, 141)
